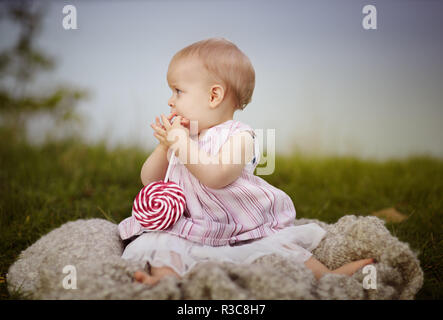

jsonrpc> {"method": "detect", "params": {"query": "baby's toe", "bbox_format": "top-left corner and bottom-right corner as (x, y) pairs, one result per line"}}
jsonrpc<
(134, 270), (147, 282)
(134, 270), (160, 286)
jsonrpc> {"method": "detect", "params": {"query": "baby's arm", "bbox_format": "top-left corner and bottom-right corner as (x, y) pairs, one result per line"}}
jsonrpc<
(140, 144), (169, 186)
(140, 114), (177, 186)
(175, 131), (255, 189)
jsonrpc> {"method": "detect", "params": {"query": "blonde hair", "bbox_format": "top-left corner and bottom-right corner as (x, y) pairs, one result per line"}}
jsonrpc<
(168, 38), (255, 110)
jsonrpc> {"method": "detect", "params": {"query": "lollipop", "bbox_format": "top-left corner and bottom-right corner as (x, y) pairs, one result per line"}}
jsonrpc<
(132, 150), (186, 230)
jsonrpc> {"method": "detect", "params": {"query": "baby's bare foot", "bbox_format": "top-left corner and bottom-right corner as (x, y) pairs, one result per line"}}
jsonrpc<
(133, 270), (161, 286)
(332, 258), (375, 277)
(133, 266), (181, 286)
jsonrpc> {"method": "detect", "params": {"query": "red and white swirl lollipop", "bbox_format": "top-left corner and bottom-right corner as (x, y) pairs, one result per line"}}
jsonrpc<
(132, 150), (186, 230)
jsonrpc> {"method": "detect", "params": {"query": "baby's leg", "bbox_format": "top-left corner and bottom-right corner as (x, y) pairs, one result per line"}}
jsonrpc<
(134, 265), (181, 286)
(304, 256), (331, 280)
(305, 256), (375, 280)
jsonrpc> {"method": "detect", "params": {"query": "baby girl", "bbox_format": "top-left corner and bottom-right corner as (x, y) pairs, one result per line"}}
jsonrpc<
(118, 38), (374, 286)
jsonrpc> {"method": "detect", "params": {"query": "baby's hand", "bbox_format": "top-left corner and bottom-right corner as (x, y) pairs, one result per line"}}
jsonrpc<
(169, 112), (190, 129)
(151, 114), (173, 149)
(151, 112), (189, 131)
(151, 113), (189, 150)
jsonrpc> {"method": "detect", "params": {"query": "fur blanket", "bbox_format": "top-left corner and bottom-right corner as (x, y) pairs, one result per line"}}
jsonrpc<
(7, 215), (423, 299)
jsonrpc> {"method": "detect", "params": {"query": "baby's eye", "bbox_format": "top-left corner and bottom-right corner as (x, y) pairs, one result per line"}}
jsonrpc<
(175, 88), (182, 95)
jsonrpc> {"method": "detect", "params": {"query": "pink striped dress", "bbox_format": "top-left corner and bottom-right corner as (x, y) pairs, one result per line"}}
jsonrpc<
(119, 119), (326, 276)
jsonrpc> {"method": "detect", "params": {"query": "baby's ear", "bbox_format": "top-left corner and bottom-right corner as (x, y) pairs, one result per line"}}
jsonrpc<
(209, 84), (224, 109)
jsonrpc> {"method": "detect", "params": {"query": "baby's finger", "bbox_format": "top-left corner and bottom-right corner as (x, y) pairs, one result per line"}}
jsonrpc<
(154, 132), (166, 143)
(167, 112), (177, 121)
(151, 123), (167, 136)
(172, 115), (183, 126)
(161, 114), (171, 129)
(181, 118), (190, 126)
(155, 117), (165, 129)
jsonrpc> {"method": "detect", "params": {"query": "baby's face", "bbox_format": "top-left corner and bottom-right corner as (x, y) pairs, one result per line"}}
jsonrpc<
(167, 58), (214, 132)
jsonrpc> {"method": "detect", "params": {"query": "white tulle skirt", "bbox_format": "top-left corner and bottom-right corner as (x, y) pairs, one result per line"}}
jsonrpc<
(121, 223), (326, 277)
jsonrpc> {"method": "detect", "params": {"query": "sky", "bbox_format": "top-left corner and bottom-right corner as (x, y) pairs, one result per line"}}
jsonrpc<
(1, 0), (442, 159)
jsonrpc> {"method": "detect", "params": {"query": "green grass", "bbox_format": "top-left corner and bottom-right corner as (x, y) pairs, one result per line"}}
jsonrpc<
(1, 133), (442, 299)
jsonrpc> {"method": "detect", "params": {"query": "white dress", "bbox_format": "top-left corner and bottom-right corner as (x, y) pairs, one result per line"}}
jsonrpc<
(122, 223), (326, 277)
(121, 120), (326, 276)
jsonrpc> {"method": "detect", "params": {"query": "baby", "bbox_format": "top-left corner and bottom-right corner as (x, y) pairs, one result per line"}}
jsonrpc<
(118, 38), (374, 286)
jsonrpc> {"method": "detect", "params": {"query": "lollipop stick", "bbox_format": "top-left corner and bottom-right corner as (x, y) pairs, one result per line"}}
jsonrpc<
(164, 148), (176, 183)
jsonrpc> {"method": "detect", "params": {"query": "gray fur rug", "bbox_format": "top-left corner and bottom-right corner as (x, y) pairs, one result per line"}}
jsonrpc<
(7, 215), (423, 299)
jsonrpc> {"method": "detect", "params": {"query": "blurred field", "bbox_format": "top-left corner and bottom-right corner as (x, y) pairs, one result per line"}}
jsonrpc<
(1, 131), (442, 300)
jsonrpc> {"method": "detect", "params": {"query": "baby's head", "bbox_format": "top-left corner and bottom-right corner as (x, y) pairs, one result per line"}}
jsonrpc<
(167, 38), (255, 132)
